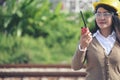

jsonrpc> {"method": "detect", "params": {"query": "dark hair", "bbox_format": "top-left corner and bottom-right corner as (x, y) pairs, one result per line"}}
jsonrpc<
(92, 4), (120, 43)
(95, 4), (118, 15)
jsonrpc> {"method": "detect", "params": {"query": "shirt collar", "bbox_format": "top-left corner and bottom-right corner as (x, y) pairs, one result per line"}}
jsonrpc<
(93, 30), (116, 38)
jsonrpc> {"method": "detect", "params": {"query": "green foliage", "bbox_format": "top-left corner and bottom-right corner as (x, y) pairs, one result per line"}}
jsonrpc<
(0, 34), (30, 64)
(0, 0), (94, 64)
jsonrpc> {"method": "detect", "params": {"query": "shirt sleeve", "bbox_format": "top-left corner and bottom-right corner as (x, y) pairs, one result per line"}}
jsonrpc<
(78, 44), (87, 51)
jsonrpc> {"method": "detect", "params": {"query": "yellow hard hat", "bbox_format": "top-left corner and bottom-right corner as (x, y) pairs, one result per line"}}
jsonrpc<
(93, 0), (120, 17)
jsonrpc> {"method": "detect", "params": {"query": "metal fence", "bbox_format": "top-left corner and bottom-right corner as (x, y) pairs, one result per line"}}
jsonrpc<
(0, 64), (86, 80)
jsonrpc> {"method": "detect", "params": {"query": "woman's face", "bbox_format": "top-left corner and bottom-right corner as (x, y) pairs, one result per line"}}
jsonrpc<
(95, 7), (113, 30)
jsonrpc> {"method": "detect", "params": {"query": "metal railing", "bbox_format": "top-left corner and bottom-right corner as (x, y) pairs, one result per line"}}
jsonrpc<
(0, 64), (86, 80)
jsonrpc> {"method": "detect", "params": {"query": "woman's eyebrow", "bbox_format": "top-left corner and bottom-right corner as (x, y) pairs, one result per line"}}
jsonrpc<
(96, 11), (109, 13)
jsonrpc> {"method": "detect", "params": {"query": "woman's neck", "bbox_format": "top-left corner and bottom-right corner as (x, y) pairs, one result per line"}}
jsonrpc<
(99, 29), (112, 37)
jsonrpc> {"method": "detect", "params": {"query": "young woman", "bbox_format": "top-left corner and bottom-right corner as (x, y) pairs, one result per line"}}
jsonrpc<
(71, 0), (120, 80)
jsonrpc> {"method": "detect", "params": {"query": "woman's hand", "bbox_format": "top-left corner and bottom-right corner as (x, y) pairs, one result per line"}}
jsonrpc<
(80, 27), (92, 49)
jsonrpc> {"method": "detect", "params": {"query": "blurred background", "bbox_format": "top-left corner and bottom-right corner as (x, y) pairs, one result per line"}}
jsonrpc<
(0, 0), (98, 80)
(0, 0), (96, 65)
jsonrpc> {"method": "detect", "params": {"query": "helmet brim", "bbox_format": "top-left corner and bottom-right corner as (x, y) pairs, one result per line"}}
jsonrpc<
(93, 2), (117, 11)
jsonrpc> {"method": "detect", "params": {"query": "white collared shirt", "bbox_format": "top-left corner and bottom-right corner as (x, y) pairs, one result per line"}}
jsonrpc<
(93, 30), (116, 55)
